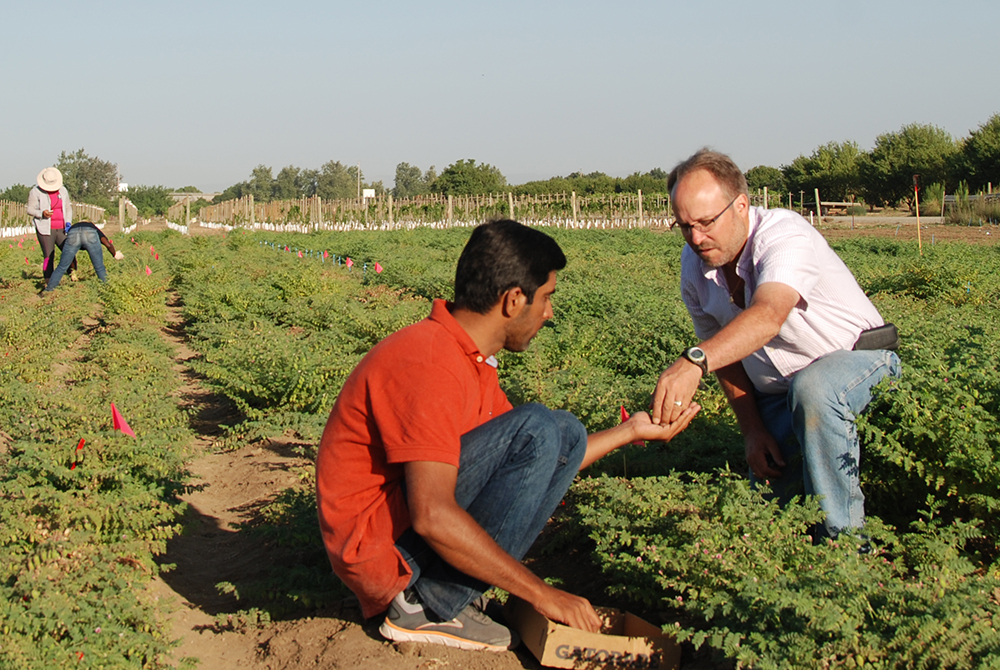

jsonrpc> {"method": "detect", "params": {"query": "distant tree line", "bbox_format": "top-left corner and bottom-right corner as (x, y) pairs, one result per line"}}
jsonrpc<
(213, 161), (385, 204)
(746, 113), (1000, 210)
(390, 160), (670, 198)
(5, 113), (997, 216)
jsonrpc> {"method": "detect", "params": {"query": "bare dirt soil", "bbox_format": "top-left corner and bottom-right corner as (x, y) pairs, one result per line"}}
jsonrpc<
(138, 215), (994, 669)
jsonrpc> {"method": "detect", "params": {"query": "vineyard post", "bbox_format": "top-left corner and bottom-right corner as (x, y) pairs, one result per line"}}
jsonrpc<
(764, 186), (768, 209)
(814, 188), (821, 218)
(249, 194), (255, 227)
(638, 189), (644, 224)
(388, 194), (394, 226)
(447, 195), (453, 227)
(913, 175), (922, 256)
(571, 191), (578, 226)
(508, 192), (514, 219)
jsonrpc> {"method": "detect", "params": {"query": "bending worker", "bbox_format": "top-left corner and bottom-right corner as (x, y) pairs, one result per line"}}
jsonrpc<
(43, 222), (124, 292)
(651, 149), (900, 539)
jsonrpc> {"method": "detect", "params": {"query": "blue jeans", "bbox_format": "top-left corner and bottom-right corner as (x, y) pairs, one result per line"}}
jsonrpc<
(45, 226), (107, 290)
(395, 403), (587, 620)
(752, 349), (901, 537)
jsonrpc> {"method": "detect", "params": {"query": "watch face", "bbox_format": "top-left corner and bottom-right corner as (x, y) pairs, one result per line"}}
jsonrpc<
(688, 347), (705, 363)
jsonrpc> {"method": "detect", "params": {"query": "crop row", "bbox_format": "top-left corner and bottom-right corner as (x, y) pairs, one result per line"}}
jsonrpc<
(0, 240), (189, 669)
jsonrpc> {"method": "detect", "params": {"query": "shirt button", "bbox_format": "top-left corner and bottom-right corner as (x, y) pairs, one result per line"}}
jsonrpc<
(476, 356), (483, 363)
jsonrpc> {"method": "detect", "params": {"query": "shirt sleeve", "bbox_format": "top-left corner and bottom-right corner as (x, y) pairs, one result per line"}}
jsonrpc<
(753, 226), (820, 307)
(26, 188), (43, 219)
(373, 362), (468, 468)
(682, 276), (721, 341)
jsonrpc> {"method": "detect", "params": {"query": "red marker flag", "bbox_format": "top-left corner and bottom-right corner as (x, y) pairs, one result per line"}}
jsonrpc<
(25, 257), (29, 265)
(150, 245), (155, 254)
(155, 253), (159, 261)
(145, 266), (152, 276)
(323, 250), (328, 258)
(375, 262), (383, 274)
(17, 240), (22, 248)
(70, 438), (85, 470)
(619, 405), (644, 446)
(297, 250), (303, 258)
(345, 257), (354, 268)
(111, 403), (136, 438)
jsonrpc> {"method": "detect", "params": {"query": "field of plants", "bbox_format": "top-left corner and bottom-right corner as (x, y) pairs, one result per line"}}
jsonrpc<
(2, 222), (1000, 669)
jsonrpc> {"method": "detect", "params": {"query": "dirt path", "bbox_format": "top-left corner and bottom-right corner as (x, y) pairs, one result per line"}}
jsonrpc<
(149, 296), (543, 670)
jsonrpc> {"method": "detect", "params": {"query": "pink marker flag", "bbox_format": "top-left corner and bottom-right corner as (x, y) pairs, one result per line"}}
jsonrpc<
(619, 405), (644, 445)
(155, 253), (159, 260)
(25, 257), (29, 265)
(323, 250), (328, 258)
(111, 403), (136, 438)
(150, 245), (155, 253)
(345, 257), (354, 268)
(375, 262), (383, 274)
(17, 240), (22, 248)
(145, 266), (152, 276)
(297, 250), (303, 258)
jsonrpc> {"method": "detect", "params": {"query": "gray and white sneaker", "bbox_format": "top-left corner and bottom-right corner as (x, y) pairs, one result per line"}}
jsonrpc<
(379, 588), (519, 652)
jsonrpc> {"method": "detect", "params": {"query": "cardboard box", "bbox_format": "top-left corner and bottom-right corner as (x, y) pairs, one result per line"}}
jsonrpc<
(504, 596), (681, 670)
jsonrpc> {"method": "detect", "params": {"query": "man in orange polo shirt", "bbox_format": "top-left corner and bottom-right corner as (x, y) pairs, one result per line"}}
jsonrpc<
(316, 220), (699, 651)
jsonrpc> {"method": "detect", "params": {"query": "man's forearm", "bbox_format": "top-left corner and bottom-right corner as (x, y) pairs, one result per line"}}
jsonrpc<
(415, 503), (551, 604)
(699, 283), (799, 373)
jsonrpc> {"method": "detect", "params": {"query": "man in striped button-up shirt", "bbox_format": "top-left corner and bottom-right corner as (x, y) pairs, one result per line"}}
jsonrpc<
(651, 149), (900, 539)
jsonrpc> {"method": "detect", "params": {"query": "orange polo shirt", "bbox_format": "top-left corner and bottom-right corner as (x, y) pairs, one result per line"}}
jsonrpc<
(316, 299), (513, 618)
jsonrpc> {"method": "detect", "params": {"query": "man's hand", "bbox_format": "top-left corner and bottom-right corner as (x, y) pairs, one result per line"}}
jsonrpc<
(745, 429), (785, 480)
(114, 251), (124, 260)
(651, 358), (703, 426)
(627, 407), (700, 443)
(534, 584), (602, 632)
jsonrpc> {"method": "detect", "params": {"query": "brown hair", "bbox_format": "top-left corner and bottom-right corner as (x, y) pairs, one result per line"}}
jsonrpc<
(667, 148), (748, 200)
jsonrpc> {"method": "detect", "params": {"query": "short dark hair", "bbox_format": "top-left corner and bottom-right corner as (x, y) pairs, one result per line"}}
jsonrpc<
(454, 219), (567, 314)
(667, 148), (748, 201)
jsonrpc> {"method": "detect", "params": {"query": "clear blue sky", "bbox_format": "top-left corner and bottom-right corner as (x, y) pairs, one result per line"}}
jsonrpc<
(4, 0), (998, 193)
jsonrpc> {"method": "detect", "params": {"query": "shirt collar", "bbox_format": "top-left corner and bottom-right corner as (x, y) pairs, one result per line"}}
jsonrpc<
(428, 299), (494, 367)
(736, 206), (763, 278)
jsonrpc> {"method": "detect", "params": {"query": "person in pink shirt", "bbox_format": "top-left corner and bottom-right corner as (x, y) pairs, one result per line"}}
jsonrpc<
(652, 149), (900, 539)
(26, 167), (74, 282)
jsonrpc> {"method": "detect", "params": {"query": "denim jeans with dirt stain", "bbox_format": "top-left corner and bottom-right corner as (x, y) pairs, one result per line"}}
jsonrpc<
(751, 348), (902, 538)
(394, 402), (587, 621)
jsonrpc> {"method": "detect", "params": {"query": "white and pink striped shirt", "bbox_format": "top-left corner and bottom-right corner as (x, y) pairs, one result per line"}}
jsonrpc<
(680, 206), (883, 393)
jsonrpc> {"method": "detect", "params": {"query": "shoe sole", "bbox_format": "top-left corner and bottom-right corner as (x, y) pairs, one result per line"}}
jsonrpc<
(379, 619), (511, 652)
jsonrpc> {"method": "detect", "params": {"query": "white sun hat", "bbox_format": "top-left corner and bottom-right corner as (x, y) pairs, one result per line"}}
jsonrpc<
(36, 167), (63, 192)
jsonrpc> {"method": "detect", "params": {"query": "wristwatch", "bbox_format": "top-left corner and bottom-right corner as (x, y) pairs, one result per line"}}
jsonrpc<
(682, 346), (708, 376)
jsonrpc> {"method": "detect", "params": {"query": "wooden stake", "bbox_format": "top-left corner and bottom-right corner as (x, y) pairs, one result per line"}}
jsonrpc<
(914, 180), (922, 256)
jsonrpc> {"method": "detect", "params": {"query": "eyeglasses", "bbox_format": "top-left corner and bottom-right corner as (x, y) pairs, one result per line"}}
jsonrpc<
(673, 197), (737, 234)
